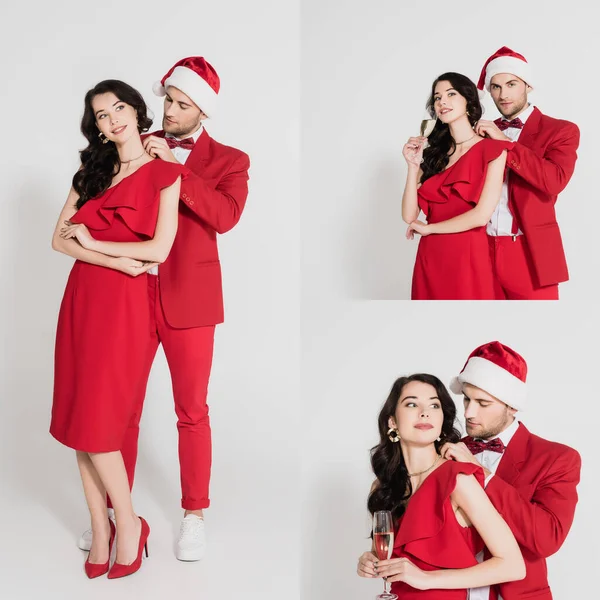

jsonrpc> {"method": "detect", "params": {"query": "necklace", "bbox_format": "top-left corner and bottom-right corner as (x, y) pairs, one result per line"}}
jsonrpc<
(455, 133), (477, 145)
(408, 455), (441, 477)
(120, 150), (147, 164)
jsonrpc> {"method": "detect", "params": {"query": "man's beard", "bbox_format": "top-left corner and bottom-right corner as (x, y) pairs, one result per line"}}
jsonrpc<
(466, 411), (513, 440)
(162, 116), (201, 138)
(498, 96), (528, 120)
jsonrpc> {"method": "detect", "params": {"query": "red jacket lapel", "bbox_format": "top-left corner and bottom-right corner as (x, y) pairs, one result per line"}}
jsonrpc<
(495, 422), (529, 486)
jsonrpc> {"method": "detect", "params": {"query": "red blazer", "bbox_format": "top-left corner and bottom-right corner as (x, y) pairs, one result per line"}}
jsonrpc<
(143, 129), (250, 328)
(465, 423), (580, 600)
(498, 108), (579, 287)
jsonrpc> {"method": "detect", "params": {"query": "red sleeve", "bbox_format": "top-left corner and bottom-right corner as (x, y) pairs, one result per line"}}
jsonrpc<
(486, 448), (581, 558)
(508, 121), (579, 196)
(180, 151), (250, 234)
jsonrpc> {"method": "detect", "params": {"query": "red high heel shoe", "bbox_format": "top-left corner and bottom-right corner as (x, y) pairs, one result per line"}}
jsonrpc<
(107, 516), (150, 579)
(84, 519), (116, 579)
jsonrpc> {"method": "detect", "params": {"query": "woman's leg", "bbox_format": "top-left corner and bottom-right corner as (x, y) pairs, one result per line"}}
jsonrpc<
(76, 451), (112, 564)
(89, 451), (142, 565)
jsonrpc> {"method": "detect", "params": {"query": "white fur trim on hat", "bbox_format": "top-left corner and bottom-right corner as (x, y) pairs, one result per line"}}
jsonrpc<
(153, 66), (218, 118)
(485, 56), (533, 92)
(449, 356), (526, 411)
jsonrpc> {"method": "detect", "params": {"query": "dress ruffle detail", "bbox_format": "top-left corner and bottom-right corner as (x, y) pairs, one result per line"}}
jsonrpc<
(418, 139), (514, 208)
(72, 160), (189, 238)
(394, 461), (485, 569)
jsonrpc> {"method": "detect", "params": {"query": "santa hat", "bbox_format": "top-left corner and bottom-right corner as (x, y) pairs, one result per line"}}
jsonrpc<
(153, 56), (220, 118)
(477, 46), (533, 92)
(449, 341), (527, 411)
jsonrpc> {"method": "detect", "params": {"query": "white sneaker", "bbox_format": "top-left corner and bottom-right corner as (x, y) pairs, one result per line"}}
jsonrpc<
(77, 508), (116, 551)
(176, 515), (206, 561)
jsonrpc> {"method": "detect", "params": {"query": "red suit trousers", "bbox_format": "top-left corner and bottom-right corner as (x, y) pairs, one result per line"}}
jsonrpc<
(488, 236), (559, 300)
(110, 274), (215, 510)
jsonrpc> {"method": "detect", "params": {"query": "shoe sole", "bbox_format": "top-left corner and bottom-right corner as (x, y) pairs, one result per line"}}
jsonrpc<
(176, 550), (205, 562)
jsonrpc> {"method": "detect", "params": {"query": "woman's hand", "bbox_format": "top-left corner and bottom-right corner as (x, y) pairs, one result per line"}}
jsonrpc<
(357, 551), (379, 578)
(375, 557), (432, 590)
(402, 136), (426, 168)
(406, 219), (432, 239)
(60, 221), (96, 249)
(111, 257), (160, 277)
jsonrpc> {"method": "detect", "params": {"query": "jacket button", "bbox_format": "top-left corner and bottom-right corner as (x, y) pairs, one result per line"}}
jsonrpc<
(189, 200), (194, 205)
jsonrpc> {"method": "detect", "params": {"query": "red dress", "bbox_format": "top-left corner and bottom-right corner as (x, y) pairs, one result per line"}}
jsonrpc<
(390, 461), (488, 600)
(411, 139), (513, 300)
(50, 159), (188, 452)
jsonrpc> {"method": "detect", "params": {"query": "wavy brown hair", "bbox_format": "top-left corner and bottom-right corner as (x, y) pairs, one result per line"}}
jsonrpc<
(367, 374), (461, 525)
(73, 80), (152, 208)
(420, 72), (482, 185)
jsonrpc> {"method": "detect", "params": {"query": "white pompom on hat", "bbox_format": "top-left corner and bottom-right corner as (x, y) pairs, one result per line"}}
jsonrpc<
(153, 56), (220, 118)
(477, 46), (533, 92)
(449, 341), (528, 411)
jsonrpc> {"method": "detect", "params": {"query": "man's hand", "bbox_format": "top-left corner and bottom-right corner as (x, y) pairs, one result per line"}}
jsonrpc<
(143, 136), (179, 163)
(475, 120), (510, 141)
(440, 442), (490, 476)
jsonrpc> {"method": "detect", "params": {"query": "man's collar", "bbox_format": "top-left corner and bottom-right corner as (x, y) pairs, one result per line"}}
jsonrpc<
(483, 418), (520, 446)
(502, 103), (535, 124)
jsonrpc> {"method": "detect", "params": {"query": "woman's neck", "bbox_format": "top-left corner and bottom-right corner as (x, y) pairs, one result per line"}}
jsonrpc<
(401, 442), (439, 477)
(448, 117), (475, 145)
(115, 135), (146, 166)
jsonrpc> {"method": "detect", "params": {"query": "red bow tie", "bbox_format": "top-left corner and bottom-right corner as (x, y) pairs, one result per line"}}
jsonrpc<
(496, 118), (524, 131)
(463, 436), (505, 455)
(165, 136), (196, 151)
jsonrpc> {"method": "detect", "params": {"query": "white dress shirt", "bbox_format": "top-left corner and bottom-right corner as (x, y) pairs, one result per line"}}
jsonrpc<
(468, 418), (521, 600)
(486, 104), (535, 237)
(147, 125), (203, 276)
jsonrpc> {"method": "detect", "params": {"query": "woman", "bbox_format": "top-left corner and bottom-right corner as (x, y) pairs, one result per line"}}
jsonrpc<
(50, 80), (188, 578)
(402, 73), (513, 300)
(357, 374), (525, 599)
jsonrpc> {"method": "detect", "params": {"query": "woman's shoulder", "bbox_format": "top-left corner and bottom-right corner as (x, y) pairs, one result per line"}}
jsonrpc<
(431, 458), (483, 485)
(136, 159), (189, 190)
(458, 137), (511, 169)
(477, 136), (514, 155)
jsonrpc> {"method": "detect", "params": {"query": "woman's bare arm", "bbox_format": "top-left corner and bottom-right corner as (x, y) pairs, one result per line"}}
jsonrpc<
(427, 473), (525, 589)
(402, 166), (423, 224)
(86, 177), (181, 263)
(51, 187), (129, 269)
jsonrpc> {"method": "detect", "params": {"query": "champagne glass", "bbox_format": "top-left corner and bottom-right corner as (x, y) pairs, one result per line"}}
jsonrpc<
(410, 112), (436, 164)
(373, 511), (398, 600)
(420, 116), (437, 139)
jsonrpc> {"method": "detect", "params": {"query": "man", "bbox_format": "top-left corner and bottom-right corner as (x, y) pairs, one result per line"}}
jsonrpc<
(78, 56), (250, 561)
(475, 47), (579, 300)
(442, 341), (581, 600)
